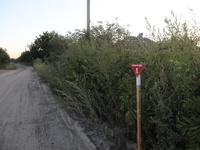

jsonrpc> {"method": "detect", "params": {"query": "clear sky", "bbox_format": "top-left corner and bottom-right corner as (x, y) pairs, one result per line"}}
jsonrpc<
(0, 0), (200, 58)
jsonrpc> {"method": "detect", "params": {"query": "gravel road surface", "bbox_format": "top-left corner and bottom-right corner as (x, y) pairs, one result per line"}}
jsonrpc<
(0, 64), (96, 150)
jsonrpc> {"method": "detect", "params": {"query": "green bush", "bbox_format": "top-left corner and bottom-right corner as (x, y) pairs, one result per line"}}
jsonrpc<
(33, 58), (57, 85)
(0, 47), (10, 68)
(178, 96), (200, 150)
(34, 14), (200, 149)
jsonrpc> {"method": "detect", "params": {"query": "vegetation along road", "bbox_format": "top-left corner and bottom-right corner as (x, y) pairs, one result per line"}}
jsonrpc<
(0, 64), (95, 150)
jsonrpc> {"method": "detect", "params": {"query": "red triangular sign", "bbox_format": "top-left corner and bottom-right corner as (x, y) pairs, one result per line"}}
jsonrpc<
(130, 64), (145, 77)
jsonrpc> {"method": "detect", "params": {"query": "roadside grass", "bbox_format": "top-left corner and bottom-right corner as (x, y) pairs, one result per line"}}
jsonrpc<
(4, 64), (17, 70)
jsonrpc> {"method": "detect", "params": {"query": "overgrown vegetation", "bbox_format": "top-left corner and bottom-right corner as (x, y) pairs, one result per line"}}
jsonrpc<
(20, 12), (200, 149)
(0, 47), (10, 68)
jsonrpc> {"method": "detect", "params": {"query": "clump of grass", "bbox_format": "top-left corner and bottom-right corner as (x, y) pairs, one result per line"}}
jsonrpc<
(4, 64), (17, 70)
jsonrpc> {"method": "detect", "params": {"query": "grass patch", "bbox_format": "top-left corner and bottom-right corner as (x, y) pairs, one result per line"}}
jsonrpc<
(4, 64), (17, 70)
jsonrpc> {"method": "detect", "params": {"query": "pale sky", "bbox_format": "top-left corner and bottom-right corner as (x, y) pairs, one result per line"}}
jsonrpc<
(0, 0), (200, 58)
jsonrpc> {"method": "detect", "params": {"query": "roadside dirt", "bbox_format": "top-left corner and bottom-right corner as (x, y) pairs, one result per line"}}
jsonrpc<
(0, 64), (96, 150)
(0, 70), (8, 74)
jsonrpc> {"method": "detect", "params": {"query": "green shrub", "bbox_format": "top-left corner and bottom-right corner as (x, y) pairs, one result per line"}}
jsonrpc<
(33, 58), (58, 86)
(178, 96), (200, 150)
(0, 47), (10, 68)
(33, 13), (200, 149)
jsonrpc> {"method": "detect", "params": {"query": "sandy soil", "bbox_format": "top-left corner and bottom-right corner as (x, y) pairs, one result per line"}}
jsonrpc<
(0, 70), (8, 74)
(0, 64), (96, 150)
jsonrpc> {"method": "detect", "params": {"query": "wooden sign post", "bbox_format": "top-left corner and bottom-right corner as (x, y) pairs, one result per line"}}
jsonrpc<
(130, 64), (145, 150)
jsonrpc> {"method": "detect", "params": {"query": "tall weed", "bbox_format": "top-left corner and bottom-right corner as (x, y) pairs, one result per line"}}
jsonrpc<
(34, 14), (200, 149)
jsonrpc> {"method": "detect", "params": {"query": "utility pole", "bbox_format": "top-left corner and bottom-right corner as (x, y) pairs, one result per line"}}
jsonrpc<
(87, 0), (90, 40)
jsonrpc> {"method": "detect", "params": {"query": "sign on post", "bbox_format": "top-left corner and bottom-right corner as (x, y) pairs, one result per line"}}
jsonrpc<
(130, 64), (145, 150)
(130, 64), (145, 78)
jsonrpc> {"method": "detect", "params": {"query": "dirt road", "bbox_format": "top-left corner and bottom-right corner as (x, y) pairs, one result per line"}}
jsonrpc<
(0, 64), (95, 150)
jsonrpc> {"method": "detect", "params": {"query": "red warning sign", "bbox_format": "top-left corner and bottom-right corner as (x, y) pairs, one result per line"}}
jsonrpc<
(130, 64), (145, 77)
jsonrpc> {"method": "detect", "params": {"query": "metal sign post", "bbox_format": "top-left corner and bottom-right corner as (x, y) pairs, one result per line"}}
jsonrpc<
(130, 64), (145, 150)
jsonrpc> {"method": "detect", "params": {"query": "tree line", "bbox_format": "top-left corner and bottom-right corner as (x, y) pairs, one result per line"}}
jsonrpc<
(17, 31), (68, 64)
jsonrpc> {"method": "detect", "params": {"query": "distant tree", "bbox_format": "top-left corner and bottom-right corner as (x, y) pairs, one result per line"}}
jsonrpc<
(18, 51), (32, 63)
(10, 58), (16, 63)
(0, 47), (10, 68)
(28, 31), (68, 62)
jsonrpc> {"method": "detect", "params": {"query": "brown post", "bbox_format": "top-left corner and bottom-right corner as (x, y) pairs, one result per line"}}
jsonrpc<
(130, 64), (145, 150)
(136, 83), (142, 150)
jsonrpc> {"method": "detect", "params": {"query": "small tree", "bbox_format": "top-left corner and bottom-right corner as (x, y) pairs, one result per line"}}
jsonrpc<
(18, 51), (32, 63)
(28, 31), (68, 62)
(0, 47), (10, 68)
